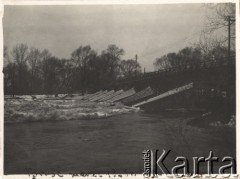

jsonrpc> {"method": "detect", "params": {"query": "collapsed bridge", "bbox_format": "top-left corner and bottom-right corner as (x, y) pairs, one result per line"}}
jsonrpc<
(72, 82), (194, 111)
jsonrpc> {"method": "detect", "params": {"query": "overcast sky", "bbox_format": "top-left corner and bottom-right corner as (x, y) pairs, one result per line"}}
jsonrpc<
(3, 4), (210, 71)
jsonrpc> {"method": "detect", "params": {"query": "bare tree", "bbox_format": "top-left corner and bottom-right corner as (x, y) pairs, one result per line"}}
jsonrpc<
(103, 44), (124, 60)
(41, 49), (52, 61)
(154, 55), (172, 71)
(71, 45), (97, 94)
(194, 33), (224, 56)
(4, 45), (10, 65)
(26, 47), (43, 93)
(27, 48), (42, 75)
(11, 44), (29, 66)
(201, 3), (236, 55)
(71, 45), (96, 67)
(11, 44), (29, 94)
(154, 47), (203, 72)
(120, 59), (141, 78)
(204, 3), (235, 33)
(101, 44), (124, 77)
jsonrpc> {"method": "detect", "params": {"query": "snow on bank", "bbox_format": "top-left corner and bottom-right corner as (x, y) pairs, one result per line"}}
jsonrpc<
(209, 115), (236, 128)
(4, 98), (140, 123)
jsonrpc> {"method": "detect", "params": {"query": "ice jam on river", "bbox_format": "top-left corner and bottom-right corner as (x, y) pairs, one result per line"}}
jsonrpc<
(4, 96), (140, 123)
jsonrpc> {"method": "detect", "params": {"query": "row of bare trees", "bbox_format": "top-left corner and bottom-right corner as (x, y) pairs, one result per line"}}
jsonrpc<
(4, 44), (142, 95)
(153, 45), (234, 71)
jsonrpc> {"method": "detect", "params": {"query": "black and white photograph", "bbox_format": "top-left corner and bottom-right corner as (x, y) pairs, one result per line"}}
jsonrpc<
(2, 1), (238, 177)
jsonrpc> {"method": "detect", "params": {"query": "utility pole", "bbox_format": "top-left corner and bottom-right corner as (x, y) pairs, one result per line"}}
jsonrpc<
(135, 54), (138, 77)
(228, 16), (231, 58)
(227, 16), (236, 57)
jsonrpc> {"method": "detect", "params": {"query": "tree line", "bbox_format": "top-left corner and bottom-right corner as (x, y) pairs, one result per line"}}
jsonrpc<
(4, 43), (235, 96)
(3, 44), (141, 95)
(153, 45), (234, 71)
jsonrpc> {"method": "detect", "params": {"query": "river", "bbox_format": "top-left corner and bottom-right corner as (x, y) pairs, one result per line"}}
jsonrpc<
(4, 112), (236, 174)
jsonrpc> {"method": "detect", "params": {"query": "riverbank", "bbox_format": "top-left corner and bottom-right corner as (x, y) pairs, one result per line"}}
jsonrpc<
(187, 112), (235, 128)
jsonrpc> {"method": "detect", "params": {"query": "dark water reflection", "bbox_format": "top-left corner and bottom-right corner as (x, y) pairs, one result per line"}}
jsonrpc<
(4, 112), (236, 174)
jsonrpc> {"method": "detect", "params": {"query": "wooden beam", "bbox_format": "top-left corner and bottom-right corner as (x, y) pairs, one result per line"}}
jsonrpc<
(133, 83), (193, 107)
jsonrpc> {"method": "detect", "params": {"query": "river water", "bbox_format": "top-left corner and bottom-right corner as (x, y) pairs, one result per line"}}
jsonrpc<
(4, 112), (235, 174)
